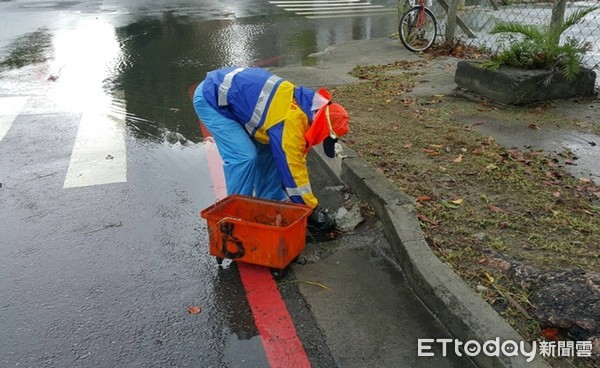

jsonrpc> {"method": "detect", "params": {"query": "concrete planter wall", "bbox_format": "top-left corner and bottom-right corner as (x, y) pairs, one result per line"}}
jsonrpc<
(454, 60), (597, 105)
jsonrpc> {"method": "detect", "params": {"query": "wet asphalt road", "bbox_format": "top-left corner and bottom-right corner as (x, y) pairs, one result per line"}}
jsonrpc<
(0, 0), (400, 366)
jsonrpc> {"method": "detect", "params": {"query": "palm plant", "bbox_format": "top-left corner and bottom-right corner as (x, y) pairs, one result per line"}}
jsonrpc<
(482, 6), (599, 82)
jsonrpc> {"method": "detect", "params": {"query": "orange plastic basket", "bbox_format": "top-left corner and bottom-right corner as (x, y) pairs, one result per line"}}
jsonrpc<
(200, 195), (313, 269)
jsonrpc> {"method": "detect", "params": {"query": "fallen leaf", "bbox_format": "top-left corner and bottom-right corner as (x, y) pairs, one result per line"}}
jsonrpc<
(487, 204), (505, 213)
(403, 143), (413, 149)
(528, 124), (541, 130)
(553, 191), (561, 198)
(506, 149), (530, 163)
(541, 327), (561, 341)
(422, 148), (440, 157)
(415, 195), (433, 202)
(451, 199), (464, 205)
(440, 199), (460, 209)
(187, 306), (201, 315)
(417, 213), (440, 226)
(452, 154), (463, 163)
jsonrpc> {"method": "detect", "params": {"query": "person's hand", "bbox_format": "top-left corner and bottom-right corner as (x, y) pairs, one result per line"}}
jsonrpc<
(307, 206), (336, 232)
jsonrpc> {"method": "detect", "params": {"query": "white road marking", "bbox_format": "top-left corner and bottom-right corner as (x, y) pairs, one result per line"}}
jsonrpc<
(269, 0), (393, 18)
(283, 5), (385, 11)
(270, 0), (361, 3)
(63, 104), (127, 188)
(300, 8), (394, 15)
(277, 2), (378, 8)
(0, 96), (29, 142)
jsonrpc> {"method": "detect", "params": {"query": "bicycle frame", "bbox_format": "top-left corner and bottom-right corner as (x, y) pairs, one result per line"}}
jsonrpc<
(399, 0), (438, 52)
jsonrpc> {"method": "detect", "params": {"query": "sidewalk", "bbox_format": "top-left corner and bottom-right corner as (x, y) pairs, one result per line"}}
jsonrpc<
(274, 38), (600, 182)
(267, 37), (598, 367)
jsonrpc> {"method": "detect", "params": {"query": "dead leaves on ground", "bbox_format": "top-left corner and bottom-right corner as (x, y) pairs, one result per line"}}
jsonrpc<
(423, 141), (599, 203)
(487, 204), (507, 213)
(417, 213), (440, 227)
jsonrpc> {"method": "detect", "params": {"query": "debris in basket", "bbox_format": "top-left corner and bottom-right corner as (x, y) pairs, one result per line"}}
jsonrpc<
(253, 213), (286, 227)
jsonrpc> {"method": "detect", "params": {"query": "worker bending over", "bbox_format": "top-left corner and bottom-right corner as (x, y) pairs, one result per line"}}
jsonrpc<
(193, 67), (350, 232)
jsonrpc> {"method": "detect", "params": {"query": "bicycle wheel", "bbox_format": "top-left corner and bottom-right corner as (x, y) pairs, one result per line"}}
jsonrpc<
(399, 6), (437, 52)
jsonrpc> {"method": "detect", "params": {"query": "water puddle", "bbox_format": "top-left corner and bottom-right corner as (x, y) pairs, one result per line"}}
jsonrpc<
(472, 117), (600, 182)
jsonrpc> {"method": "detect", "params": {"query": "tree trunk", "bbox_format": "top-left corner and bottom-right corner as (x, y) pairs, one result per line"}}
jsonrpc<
(550, 0), (567, 34)
(445, 0), (460, 42)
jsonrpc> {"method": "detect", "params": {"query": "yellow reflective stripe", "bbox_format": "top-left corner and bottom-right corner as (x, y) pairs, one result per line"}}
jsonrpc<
(218, 67), (245, 107)
(286, 183), (312, 197)
(246, 75), (282, 134)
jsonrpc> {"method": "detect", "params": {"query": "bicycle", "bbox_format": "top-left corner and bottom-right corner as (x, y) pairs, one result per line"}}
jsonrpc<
(398, 0), (438, 52)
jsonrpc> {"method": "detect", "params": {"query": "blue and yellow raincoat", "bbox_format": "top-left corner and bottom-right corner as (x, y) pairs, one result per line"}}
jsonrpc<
(193, 67), (330, 208)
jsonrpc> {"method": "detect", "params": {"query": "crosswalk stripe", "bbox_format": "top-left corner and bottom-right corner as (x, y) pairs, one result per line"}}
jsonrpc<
(270, 0), (394, 19)
(0, 96), (29, 142)
(282, 5), (384, 11)
(63, 102), (127, 188)
(299, 8), (395, 15)
(305, 9), (395, 18)
(277, 2), (371, 7)
(270, 0), (362, 3)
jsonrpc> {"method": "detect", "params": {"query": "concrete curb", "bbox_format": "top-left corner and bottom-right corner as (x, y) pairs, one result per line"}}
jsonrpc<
(271, 37), (553, 367)
(336, 144), (551, 368)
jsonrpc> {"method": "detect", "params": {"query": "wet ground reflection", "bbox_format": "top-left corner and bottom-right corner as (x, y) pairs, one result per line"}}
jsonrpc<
(0, 4), (398, 146)
(112, 11), (397, 145)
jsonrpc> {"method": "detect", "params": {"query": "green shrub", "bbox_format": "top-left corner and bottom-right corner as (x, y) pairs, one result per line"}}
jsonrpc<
(482, 6), (599, 82)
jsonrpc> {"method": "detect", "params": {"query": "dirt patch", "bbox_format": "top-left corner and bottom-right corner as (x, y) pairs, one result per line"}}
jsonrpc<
(330, 58), (600, 367)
